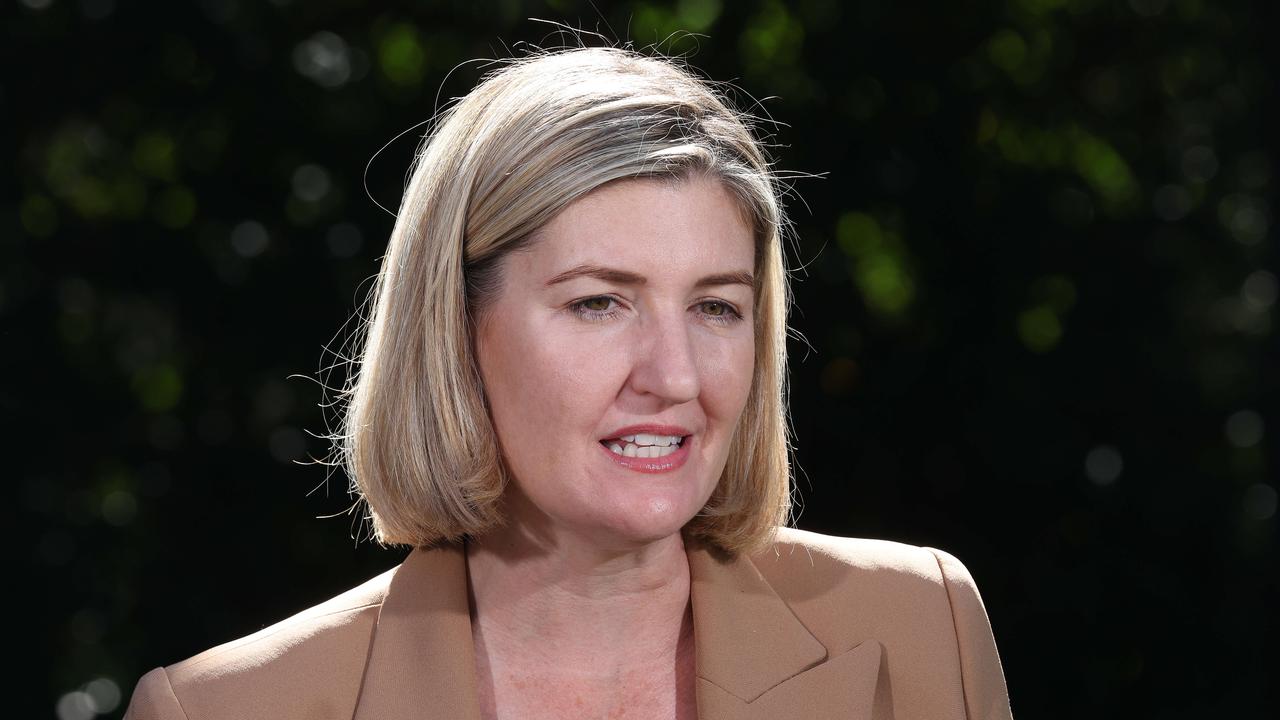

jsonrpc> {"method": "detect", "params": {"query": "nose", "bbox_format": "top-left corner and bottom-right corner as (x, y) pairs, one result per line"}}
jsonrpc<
(627, 308), (701, 405)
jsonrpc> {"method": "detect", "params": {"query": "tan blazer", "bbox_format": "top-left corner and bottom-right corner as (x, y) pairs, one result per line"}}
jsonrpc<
(123, 527), (1013, 720)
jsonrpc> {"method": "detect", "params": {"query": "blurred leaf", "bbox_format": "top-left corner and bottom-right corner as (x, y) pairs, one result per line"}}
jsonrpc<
(131, 132), (177, 181)
(837, 211), (916, 320)
(1018, 305), (1063, 352)
(376, 21), (427, 87)
(132, 364), (183, 412)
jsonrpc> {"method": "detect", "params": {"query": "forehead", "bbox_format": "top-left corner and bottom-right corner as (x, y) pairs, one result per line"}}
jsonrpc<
(513, 175), (756, 279)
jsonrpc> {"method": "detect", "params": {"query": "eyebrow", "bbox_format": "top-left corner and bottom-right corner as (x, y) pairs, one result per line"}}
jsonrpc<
(545, 264), (755, 290)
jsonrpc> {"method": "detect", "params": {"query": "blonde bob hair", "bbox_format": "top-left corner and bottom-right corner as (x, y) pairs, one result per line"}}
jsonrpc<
(336, 45), (797, 556)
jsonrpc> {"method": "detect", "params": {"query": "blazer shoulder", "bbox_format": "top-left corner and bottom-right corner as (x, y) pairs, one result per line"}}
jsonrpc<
(757, 526), (960, 584)
(754, 526), (998, 630)
(759, 528), (998, 632)
(124, 563), (400, 720)
(754, 527), (1013, 720)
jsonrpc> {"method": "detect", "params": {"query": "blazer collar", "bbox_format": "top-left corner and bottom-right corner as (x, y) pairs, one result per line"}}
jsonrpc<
(352, 537), (887, 720)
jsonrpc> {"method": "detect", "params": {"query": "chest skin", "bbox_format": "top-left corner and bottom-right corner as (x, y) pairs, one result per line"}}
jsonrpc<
(473, 624), (700, 720)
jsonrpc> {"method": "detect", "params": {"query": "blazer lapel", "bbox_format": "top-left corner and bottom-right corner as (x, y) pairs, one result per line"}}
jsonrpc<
(687, 538), (889, 720)
(351, 538), (887, 720)
(352, 542), (482, 720)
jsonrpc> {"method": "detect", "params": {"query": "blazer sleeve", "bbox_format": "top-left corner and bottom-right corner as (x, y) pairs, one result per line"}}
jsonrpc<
(925, 547), (1014, 720)
(122, 666), (190, 720)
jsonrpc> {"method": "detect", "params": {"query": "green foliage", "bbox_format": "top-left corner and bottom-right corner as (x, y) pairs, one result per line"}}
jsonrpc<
(837, 212), (916, 321)
(132, 364), (183, 412)
(375, 20), (428, 87)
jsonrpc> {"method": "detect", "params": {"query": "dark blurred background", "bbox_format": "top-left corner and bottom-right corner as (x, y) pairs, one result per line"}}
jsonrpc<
(10, 0), (1276, 717)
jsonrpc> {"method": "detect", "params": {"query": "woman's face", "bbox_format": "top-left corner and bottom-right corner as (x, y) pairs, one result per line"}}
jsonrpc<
(474, 174), (757, 550)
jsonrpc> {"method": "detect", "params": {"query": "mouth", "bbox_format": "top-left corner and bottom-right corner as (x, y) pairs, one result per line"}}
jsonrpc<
(597, 433), (693, 473)
(599, 434), (689, 459)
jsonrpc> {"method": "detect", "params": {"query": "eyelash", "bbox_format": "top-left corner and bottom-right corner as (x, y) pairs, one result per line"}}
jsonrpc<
(569, 295), (745, 326)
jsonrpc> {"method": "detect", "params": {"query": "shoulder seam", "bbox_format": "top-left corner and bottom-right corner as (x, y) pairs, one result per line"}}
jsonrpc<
(160, 666), (192, 720)
(924, 547), (973, 720)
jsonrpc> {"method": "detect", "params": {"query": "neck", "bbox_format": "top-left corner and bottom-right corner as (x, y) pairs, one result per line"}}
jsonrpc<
(465, 522), (694, 676)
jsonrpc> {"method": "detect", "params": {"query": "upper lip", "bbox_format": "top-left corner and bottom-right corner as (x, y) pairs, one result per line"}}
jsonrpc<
(600, 424), (694, 441)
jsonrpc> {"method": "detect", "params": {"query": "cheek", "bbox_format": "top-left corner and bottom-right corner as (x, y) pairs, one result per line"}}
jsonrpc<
(477, 320), (543, 450)
(701, 332), (756, 417)
(522, 329), (628, 418)
(479, 318), (623, 448)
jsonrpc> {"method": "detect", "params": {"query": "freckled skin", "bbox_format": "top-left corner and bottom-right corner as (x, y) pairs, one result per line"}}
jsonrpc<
(480, 662), (689, 719)
(469, 175), (753, 719)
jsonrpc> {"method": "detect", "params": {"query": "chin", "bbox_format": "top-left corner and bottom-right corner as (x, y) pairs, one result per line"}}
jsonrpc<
(587, 499), (702, 549)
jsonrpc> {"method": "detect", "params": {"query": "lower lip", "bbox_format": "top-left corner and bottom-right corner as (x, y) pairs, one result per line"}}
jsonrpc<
(598, 435), (692, 473)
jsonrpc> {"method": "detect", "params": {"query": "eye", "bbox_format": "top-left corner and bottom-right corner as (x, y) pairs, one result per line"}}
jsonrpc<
(569, 295), (623, 322)
(699, 300), (744, 326)
(579, 297), (613, 313)
(568, 296), (745, 326)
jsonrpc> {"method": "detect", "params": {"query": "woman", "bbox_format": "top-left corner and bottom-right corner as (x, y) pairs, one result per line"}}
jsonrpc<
(124, 46), (1013, 720)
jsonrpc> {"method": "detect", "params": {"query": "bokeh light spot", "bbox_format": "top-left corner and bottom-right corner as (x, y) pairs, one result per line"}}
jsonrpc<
(1241, 270), (1277, 310)
(292, 163), (331, 203)
(132, 364), (183, 412)
(377, 22), (427, 87)
(55, 691), (95, 720)
(1217, 194), (1268, 245)
(837, 211), (916, 319)
(859, 255), (914, 315)
(101, 490), (137, 526)
(987, 29), (1026, 74)
(1069, 128), (1139, 210)
(231, 220), (270, 258)
(1224, 409), (1263, 448)
(131, 131), (177, 181)
(1018, 306), (1062, 352)
(1243, 484), (1277, 521)
(293, 31), (353, 88)
(677, 0), (722, 31)
(84, 678), (122, 714)
(739, 0), (805, 72)
(326, 222), (363, 258)
(1086, 444), (1123, 485)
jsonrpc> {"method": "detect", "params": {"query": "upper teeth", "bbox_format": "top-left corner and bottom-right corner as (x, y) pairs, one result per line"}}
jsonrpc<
(619, 433), (682, 447)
